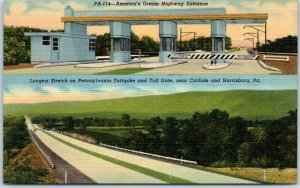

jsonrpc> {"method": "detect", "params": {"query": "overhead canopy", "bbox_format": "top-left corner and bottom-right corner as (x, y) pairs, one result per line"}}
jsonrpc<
(61, 8), (268, 25)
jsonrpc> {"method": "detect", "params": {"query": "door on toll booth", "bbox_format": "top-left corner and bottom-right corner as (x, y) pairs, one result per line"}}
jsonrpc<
(51, 37), (60, 63)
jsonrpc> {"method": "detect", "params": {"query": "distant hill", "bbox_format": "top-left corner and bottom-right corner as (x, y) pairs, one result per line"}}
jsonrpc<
(4, 90), (297, 120)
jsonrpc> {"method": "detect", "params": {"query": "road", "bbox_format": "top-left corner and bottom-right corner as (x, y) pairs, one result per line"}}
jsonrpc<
(26, 117), (257, 184)
(30, 130), (96, 184)
(5, 49), (273, 75)
(137, 48), (273, 74)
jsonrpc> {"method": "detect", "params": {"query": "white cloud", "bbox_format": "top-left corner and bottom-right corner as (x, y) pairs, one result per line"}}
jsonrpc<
(38, 0), (89, 12)
(10, 0), (27, 13)
(4, 84), (149, 104)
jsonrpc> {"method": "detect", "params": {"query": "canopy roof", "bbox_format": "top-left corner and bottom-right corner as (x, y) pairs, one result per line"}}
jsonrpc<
(61, 8), (268, 25)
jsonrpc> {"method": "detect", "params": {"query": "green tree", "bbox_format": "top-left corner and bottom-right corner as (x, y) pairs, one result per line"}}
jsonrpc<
(96, 33), (111, 56)
(225, 36), (232, 50)
(121, 114), (131, 127)
(62, 116), (75, 130)
(257, 35), (297, 53)
(4, 37), (29, 65)
(4, 26), (48, 65)
(122, 130), (146, 150)
(237, 142), (252, 167)
(131, 32), (140, 52)
(4, 116), (31, 150)
(161, 117), (179, 156)
(140, 35), (159, 53)
(145, 117), (163, 153)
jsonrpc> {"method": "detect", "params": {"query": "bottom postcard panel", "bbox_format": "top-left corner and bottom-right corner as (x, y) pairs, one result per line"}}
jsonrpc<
(3, 75), (297, 185)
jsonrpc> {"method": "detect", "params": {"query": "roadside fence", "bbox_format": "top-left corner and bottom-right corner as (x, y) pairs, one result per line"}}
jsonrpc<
(28, 130), (55, 169)
(53, 130), (197, 166)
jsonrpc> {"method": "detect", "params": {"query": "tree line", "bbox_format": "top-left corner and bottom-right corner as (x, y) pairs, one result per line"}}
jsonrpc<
(4, 25), (233, 65)
(179, 36), (232, 52)
(4, 25), (296, 66)
(257, 35), (297, 53)
(95, 32), (160, 56)
(33, 109), (297, 169)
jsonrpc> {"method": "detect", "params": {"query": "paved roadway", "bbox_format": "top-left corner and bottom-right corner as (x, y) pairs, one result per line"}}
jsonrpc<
(30, 130), (96, 184)
(26, 117), (257, 184)
(27, 119), (164, 184)
(5, 49), (272, 75)
(4, 62), (143, 75)
(137, 49), (273, 74)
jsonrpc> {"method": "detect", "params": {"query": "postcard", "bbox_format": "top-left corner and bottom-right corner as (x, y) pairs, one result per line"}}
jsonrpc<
(3, 0), (298, 185)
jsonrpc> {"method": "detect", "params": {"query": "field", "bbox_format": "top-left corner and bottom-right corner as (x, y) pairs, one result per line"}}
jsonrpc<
(4, 90), (297, 120)
(207, 167), (297, 184)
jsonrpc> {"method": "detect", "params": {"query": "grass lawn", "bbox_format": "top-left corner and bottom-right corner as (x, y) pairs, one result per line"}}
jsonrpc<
(207, 167), (297, 184)
(42, 130), (194, 184)
(95, 68), (153, 75)
(5, 90), (297, 120)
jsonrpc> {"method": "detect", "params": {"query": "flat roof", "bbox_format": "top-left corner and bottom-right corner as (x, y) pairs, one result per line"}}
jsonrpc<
(61, 8), (267, 25)
(25, 32), (96, 39)
(61, 13), (268, 25)
(62, 13), (268, 22)
(73, 8), (227, 16)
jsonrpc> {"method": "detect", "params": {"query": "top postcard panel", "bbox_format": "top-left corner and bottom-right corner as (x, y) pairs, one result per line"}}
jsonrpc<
(3, 0), (298, 75)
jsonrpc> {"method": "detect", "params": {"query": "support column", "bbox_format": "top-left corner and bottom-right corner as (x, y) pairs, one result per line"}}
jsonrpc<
(211, 20), (226, 63)
(110, 22), (131, 63)
(159, 21), (177, 63)
(64, 6), (87, 35)
(64, 6), (74, 34)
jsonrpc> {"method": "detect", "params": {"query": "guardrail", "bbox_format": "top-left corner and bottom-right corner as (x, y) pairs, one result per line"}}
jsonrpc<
(54, 130), (197, 165)
(99, 142), (198, 165)
(259, 52), (297, 56)
(263, 55), (289, 62)
(53, 130), (197, 165)
(28, 130), (55, 169)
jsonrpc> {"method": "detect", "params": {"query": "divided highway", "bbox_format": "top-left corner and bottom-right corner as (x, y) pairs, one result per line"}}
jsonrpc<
(26, 117), (257, 184)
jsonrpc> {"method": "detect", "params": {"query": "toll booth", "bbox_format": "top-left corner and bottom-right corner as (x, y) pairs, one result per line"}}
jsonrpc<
(110, 22), (131, 63)
(159, 21), (177, 62)
(211, 20), (226, 63)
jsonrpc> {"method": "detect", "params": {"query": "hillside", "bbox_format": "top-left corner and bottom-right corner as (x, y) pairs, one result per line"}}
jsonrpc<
(4, 143), (58, 184)
(4, 90), (297, 120)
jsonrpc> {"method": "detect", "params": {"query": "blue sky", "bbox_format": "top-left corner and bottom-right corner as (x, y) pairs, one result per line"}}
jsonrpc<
(4, 75), (297, 104)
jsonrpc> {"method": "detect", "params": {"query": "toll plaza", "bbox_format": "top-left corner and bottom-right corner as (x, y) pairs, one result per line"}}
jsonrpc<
(26, 6), (268, 66)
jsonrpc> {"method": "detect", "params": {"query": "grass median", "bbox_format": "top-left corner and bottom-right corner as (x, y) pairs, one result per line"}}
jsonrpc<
(41, 130), (194, 184)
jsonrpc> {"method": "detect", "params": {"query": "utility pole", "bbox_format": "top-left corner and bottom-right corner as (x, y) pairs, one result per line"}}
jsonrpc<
(244, 32), (258, 48)
(244, 24), (266, 50)
(180, 28), (182, 52)
(265, 21), (267, 53)
(179, 29), (197, 52)
(245, 38), (255, 49)
(198, 36), (205, 51)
